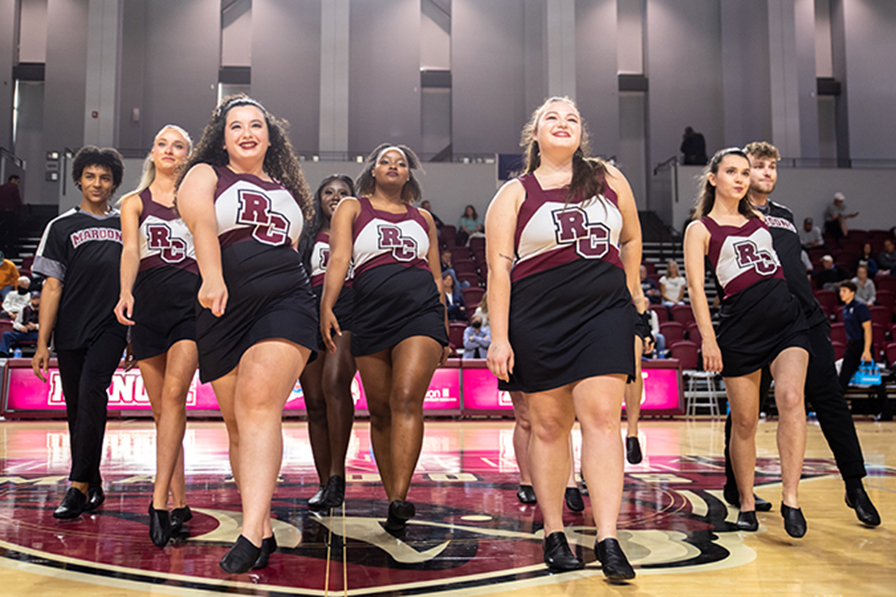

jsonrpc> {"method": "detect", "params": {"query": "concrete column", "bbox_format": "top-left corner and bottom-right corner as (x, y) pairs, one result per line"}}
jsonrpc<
(545, 0), (576, 98)
(83, 0), (121, 148)
(319, 0), (349, 155)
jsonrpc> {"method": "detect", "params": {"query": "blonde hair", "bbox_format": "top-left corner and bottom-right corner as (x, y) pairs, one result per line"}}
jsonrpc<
(119, 125), (193, 205)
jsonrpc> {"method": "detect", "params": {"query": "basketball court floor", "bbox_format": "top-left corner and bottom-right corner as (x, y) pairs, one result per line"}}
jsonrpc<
(0, 418), (893, 596)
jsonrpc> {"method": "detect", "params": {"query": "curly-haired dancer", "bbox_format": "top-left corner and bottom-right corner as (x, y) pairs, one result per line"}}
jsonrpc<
(32, 147), (128, 520)
(177, 95), (317, 573)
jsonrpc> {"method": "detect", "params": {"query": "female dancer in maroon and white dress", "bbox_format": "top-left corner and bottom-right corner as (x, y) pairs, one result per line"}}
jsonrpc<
(114, 125), (197, 547)
(487, 97), (641, 581)
(298, 174), (357, 510)
(684, 148), (810, 537)
(178, 95), (317, 573)
(321, 144), (449, 533)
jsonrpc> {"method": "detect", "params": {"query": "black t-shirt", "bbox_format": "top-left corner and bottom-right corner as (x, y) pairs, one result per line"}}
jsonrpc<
(754, 199), (827, 328)
(33, 207), (126, 350)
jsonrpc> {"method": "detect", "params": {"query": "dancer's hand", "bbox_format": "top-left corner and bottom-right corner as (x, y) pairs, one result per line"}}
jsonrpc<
(32, 345), (51, 382)
(702, 339), (723, 373)
(198, 276), (228, 317)
(114, 293), (136, 325)
(487, 340), (514, 382)
(321, 307), (341, 353)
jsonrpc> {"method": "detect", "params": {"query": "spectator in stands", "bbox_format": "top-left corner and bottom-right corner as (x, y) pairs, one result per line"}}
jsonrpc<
(0, 291), (39, 357)
(659, 260), (686, 306)
(823, 192), (857, 239)
(876, 239), (896, 275)
(799, 217), (823, 249)
(817, 255), (850, 291)
(856, 243), (879, 278)
(442, 271), (465, 321)
(640, 264), (662, 305)
(440, 249), (469, 289)
(800, 250), (813, 275)
(2, 276), (31, 319)
(680, 126), (708, 165)
(462, 314), (490, 359)
(852, 264), (876, 305)
(473, 289), (489, 327)
(838, 281), (892, 421)
(457, 204), (483, 246)
(644, 308), (665, 357)
(0, 251), (21, 299)
(0, 174), (22, 256)
(419, 200), (444, 229)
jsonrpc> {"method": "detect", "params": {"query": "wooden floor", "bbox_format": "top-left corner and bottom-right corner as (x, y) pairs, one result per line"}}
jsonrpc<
(0, 417), (893, 596)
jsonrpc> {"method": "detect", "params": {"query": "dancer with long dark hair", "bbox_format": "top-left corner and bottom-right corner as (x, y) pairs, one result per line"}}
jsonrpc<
(177, 94), (317, 573)
(114, 125), (198, 546)
(684, 148), (810, 538)
(298, 174), (357, 510)
(487, 97), (641, 581)
(321, 144), (449, 533)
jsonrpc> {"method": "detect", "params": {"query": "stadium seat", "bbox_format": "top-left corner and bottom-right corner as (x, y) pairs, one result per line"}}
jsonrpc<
(660, 322), (686, 345)
(830, 322), (847, 345)
(650, 303), (669, 323)
(831, 340), (846, 361)
(670, 305), (695, 325)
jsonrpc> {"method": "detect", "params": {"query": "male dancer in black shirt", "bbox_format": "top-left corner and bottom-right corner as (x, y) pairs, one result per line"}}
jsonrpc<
(32, 147), (128, 519)
(721, 141), (880, 526)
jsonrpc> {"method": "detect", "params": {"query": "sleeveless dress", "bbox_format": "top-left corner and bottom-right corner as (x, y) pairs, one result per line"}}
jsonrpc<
(349, 196), (448, 356)
(702, 216), (810, 377)
(195, 166), (317, 382)
(131, 188), (199, 360)
(307, 230), (354, 348)
(501, 173), (635, 393)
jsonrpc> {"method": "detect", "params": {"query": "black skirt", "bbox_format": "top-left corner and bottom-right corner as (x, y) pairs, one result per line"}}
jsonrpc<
(196, 242), (318, 383)
(717, 278), (810, 377)
(131, 267), (198, 361)
(350, 263), (448, 357)
(500, 259), (635, 393)
(313, 284), (354, 349)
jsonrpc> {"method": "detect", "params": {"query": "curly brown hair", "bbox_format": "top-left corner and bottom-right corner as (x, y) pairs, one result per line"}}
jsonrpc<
(520, 96), (608, 203)
(743, 140), (781, 162)
(175, 94), (312, 219)
(354, 143), (423, 204)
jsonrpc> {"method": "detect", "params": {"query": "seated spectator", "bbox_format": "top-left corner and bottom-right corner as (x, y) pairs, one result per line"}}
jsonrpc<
(852, 264), (876, 305)
(420, 200), (444, 229)
(659, 260), (686, 306)
(856, 243), (879, 278)
(473, 290), (489, 328)
(823, 192), (857, 239)
(440, 249), (469, 289)
(800, 250), (813, 275)
(442, 272), (466, 321)
(0, 291), (39, 357)
(877, 239), (896, 275)
(0, 251), (19, 299)
(457, 204), (483, 246)
(817, 255), (850, 291)
(640, 264), (662, 305)
(2, 276), (31, 319)
(799, 217), (823, 249)
(643, 308), (665, 358)
(462, 314), (490, 359)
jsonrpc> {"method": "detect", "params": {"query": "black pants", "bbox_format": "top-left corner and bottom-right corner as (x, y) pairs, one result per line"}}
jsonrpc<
(56, 326), (127, 485)
(839, 339), (892, 418)
(725, 319), (868, 493)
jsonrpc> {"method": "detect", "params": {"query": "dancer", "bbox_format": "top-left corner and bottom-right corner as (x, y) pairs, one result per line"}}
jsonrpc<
(511, 391), (584, 511)
(487, 97), (640, 581)
(32, 146), (128, 519)
(321, 144), (449, 533)
(177, 95), (317, 573)
(625, 292), (653, 465)
(298, 174), (357, 510)
(684, 147), (810, 538)
(720, 141), (881, 525)
(114, 125), (198, 547)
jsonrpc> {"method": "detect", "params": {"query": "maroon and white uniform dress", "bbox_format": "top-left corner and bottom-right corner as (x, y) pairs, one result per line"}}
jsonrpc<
(502, 173), (634, 393)
(196, 166), (317, 382)
(349, 196), (448, 356)
(307, 230), (354, 345)
(131, 188), (199, 360)
(702, 216), (809, 377)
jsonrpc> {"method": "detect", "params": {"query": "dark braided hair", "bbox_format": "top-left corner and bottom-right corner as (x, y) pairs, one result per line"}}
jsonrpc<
(297, 174), (356, 274)
(175, 93), (312, 219)
(520, 96), (608, 205)
(355, 143), (423, 205)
